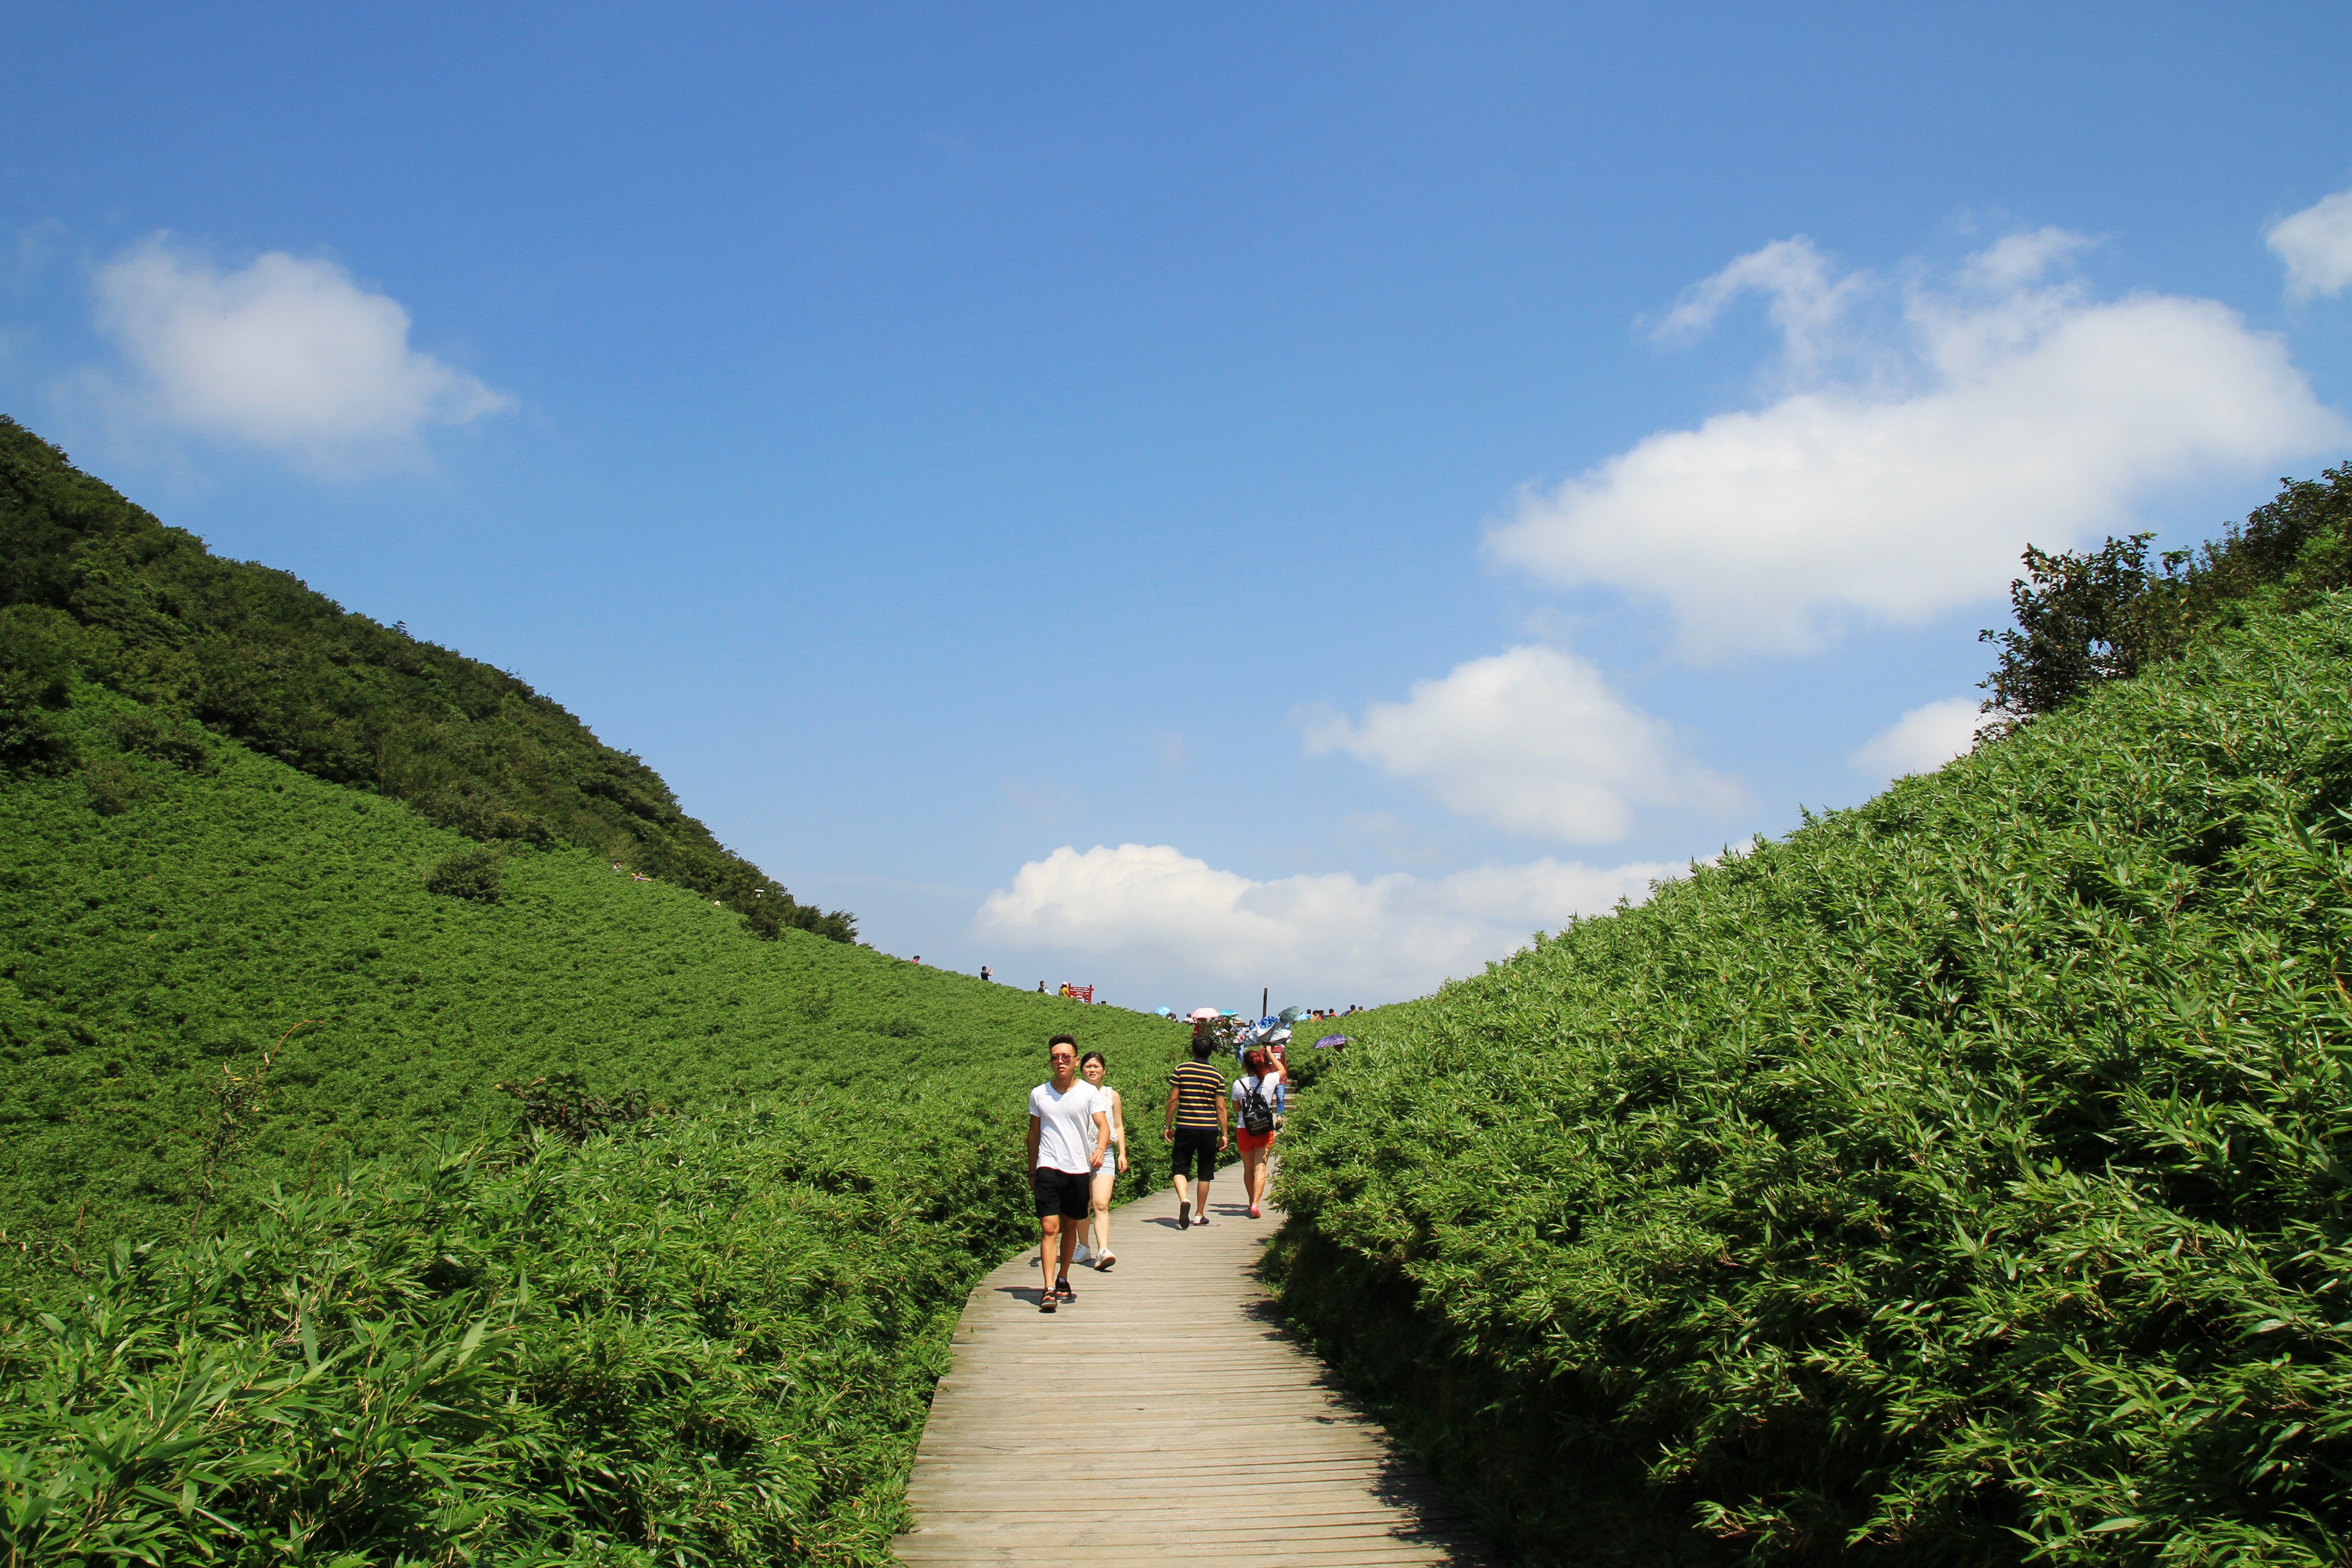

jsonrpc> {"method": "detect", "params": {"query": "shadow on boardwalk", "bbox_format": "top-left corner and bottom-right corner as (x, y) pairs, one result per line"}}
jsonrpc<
(895, 1178), (1487, 1566)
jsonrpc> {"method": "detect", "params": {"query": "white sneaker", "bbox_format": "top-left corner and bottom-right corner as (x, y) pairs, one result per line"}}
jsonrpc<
(1073, 1244), (1094, 1265)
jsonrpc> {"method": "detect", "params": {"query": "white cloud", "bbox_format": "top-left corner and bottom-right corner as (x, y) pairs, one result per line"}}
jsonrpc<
(1849, 695), (1981, 781)
(1487, 232), (2345, 660)
(1653, 235), (1872, 376)
(90, 235), (509, 471)
(1298, 645), (1745, 843)
(973, 842), (1672, 1001)
(2267, 189), (2352, 302)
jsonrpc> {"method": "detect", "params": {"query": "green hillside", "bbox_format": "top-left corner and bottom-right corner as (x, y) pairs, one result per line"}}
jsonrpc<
(0, 690), (1188, 1564)
(0, 683), (1181, 1262)
(1272, 590), (2352, 1565)
(0, 416), (852, 942)
(0, 426), (1191, 1565)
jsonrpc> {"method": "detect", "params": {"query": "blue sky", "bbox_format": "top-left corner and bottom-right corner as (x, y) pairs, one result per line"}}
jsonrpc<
(10, 2), (2352, 1008)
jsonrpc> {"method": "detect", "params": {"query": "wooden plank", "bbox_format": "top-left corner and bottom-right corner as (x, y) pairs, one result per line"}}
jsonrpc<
(894, 1175), (1484, 1566)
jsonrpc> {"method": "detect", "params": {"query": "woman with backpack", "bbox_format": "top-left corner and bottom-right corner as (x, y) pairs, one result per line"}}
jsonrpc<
(1229, 1047), (1286, 1219)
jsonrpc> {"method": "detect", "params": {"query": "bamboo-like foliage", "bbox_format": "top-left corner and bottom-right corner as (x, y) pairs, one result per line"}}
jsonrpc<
(1, 1118), (1034, 1565)
(1272, 596), (2352, 1566)
(0, 688), (1190, 1563)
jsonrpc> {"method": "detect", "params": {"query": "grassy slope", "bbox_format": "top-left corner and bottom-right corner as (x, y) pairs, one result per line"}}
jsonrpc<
(1272, 595), (2352, 1567)
(0, 416), (852, 941)
(1, 691), (1190, 1565)
(0, 685), (1185, 1263)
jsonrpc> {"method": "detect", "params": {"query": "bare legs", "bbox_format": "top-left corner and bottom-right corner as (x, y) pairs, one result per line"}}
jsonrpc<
(1241, 1145), (1271, 1210)
(1087, 1167), (1116, 1260)
(1039, 1214), (1078, 1301)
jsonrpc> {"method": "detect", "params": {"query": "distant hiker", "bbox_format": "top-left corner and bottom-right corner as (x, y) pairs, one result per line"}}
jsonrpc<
(1028, 1034), (1109, 1312)
(981, 965), (992, 984)
(913, 955), (921, 965)
(1072, 1050), (1128, 1270)
(1038, 981), (1047, 993)
(1231, 1048), (1285, 1220)
(1163, 1024), (1229, 1228)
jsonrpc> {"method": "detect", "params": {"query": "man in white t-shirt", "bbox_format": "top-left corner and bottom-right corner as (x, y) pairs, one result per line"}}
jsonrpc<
(1027, 1033), (1109, 1313)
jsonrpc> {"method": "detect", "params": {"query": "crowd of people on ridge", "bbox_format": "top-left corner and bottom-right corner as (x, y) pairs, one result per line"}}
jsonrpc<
(1024, 1016), (1292, 1312)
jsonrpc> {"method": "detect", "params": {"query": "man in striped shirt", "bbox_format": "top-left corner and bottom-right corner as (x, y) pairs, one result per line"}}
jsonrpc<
(1162, 1025), (1230, 1229)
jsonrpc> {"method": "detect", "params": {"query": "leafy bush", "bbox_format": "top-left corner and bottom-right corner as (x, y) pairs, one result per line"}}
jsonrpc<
(75, 755), (149, 816)
(1271, 594), (2352, 1566)
(425, 844), (507, 902)
(0, 606), (76, 776)
(494, 1070), (650, 1142)
(107, 706), (210, 772)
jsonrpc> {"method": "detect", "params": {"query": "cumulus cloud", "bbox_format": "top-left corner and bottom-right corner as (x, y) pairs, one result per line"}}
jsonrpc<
(973, 842), (1672, 1001)
(90, 235), (509, 471)
(1298, 645), (1745, 843)
(1486, 232), (2345, 660)
(1849, 695), (1981, 781)
(2267, 189), (2352, 302)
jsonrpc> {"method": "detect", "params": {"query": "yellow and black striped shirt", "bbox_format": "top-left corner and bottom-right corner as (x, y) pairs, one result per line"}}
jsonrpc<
(1168, 1060), (1226, 1129)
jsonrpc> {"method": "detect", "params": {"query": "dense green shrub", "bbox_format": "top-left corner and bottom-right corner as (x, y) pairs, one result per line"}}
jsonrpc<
(108, 705), (211, 772)
(1272, 595), (2352, 1566)
(0, 606), (76, 775)
(75, 754), (150, 817)
(0, 416), (854, 942)
(426, 843), (508, 902)
(495, 1070), (652, 1142)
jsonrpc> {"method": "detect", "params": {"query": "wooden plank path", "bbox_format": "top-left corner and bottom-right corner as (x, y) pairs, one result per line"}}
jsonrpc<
(895, 1174), (1486, 1567)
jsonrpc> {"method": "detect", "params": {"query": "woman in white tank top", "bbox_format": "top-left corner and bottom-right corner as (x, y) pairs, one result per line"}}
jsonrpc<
(1075, 1051), (1128, 1269)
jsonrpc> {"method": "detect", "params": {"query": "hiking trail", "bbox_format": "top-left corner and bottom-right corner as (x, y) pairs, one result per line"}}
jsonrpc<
(895, 1175), (1485, 1566)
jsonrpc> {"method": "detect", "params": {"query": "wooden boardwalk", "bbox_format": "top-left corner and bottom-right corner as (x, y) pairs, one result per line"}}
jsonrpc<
(895, 1173), (1485, 1567)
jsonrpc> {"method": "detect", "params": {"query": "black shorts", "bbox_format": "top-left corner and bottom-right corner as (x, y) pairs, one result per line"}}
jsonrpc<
(1031, 1166), (1092, 1220)
(1169, 1125), (1220, 1181)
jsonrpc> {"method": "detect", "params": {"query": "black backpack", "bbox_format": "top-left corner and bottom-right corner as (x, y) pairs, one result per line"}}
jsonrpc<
(1238, 1076), (1276, 1135)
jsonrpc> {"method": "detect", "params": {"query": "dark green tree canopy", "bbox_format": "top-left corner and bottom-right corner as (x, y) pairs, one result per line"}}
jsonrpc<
(1981, 464), (2352, 730)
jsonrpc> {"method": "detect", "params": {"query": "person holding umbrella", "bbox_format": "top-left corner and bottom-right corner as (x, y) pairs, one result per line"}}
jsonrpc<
(1229, 1047), (1285, 1218)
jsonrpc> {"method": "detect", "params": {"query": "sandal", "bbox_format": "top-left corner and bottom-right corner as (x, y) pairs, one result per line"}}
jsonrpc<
(1055, 1276), (1076, 1301)
(1039, 1290), (1057, 1313)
